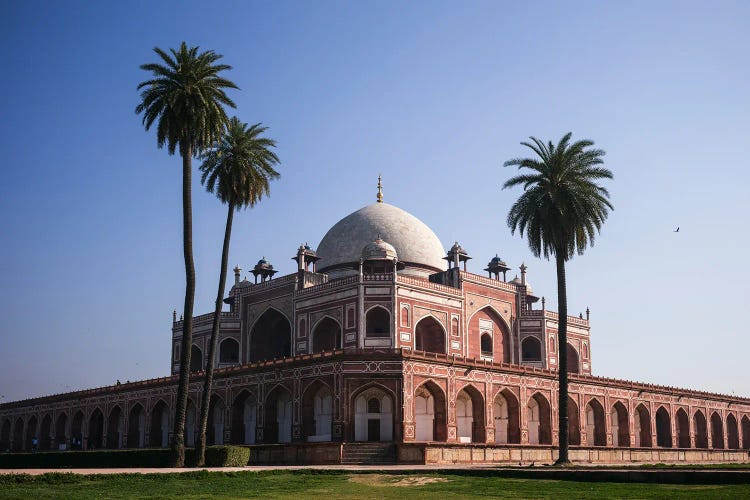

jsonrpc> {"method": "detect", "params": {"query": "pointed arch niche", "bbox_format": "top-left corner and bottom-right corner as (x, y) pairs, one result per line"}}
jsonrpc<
(302, 381), (333, 442)
(676, 408), (690, 448)
(493, 389), (520, 444)
(611, 401), (629, 447)
(231, 391), (257, 445)
(249, 308), (292, 362)
(414, 381), (447, 442)
(150, 400), (170, 448)
(468, 307), (510, 362)
(527, 393), (552, 445)
(207, 395), (225, 446)
(366, 306), (391, 338)
(634, 404), (652, 448)
(585, 398), (606, 446)
(456, 385), (485, 443)
(655, 406), (672, 448)
(311, 317), (342, 353)
(107, 406), (123, 449)
(694, 410), (708, 449)
(265, 386), (292, 443)
(414, 316), (446, 354)
(219, 338), (240, 364)
(353, 386), (394, 442)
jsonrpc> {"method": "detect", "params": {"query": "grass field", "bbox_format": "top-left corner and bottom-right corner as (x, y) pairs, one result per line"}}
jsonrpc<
(1, 471), (749, 499)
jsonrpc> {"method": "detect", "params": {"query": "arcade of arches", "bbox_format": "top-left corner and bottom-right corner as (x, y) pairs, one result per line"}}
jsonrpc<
(2, 379), (750, 455)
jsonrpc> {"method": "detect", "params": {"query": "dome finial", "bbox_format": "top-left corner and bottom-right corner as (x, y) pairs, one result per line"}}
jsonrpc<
(376, 174), (383, 203)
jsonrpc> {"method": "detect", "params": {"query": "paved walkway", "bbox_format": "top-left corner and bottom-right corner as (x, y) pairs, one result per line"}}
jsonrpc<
(2, 464), (750, 484)
(1, 464), (503, 475)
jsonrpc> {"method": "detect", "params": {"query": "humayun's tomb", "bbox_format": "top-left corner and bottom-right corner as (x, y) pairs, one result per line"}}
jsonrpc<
(1, 188), (749, 465)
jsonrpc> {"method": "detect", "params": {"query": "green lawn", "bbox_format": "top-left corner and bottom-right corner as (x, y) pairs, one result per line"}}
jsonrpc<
(1, 471), (749, 499)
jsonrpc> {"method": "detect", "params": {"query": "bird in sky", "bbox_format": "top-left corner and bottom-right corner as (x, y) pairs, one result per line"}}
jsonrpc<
(674, 227), (680, 232)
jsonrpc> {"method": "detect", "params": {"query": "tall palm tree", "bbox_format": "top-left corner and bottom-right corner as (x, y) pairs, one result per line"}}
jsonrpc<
(503, 133), (612, 465)
(136, 42), (238, 467)
(195, 117), (280, 466)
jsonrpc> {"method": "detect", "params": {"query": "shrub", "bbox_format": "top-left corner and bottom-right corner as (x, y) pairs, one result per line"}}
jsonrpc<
(203, 445), (251, 467)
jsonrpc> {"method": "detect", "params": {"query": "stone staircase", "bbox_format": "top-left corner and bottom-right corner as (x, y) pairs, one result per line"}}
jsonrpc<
(341, 442), (396, 464)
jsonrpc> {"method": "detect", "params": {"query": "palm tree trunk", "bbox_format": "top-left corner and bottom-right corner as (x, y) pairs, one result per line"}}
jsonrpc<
(171, 145), (196, 468)
(553, 252), (570, 465)
(195, 202), (235, 466)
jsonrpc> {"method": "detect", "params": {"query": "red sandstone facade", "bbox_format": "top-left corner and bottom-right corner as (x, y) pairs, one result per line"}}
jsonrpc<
(1, 198), (749, 464)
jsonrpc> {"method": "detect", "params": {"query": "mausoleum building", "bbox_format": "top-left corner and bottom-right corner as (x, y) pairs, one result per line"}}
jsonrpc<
(2, 185), (749, 464)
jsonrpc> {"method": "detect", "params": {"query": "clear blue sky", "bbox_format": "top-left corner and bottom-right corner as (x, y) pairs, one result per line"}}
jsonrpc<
(1, 1), (748, 402)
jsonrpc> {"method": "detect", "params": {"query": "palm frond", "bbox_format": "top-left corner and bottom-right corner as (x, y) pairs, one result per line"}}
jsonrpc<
(199, 117), (281, 209)
(503, 133), (613, 261)
(136, 42), (238, 155)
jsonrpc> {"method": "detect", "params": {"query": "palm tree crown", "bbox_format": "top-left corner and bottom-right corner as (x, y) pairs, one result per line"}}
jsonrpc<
(200, 117), (280, 207)
(503, 132), (613, 260)
(136, 42), (238, 155)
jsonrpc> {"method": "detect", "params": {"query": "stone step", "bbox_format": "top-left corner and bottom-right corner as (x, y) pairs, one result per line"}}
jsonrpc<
(341, 442), (396, 465)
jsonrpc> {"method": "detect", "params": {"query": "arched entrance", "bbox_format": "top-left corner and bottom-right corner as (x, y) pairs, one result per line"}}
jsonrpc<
(521, 337), (542, 362)
(456, 385), (485, 443)
(527, 393), (552, 445)
(88, 409), (103, 449)
(742, 416), (750, 450)
(311, 318), (341, 353)
(71, 411), (84, 450)
(1, 419), (10, 451)
(12, 418), (24, 451)
(468, 307), (510, 362)
(107, 406), (123, 449)
(413, 381), (446, 441)
(190, 345), (203, 372)
(694, 410), (708, 448)
(150, 400), (169, 448)
(25, 416), (38, 451)
(711, 412), (724, 449)
(126, 404), (145, 448)
(55, 413), (68, 451)
(585, 399), (606, 446)
(40, 414), (52, 450)
(414, 317), (445, 354)
(219, 338), (240, 364)
(655, 406), (672, 448)
(207, 395), (225, 445)
(727, 414), (739, 449)
(264, 386), (292, 443)
(634, 404), (652, 447)
(676, 408), (690, 448)
(231, 391), (257, 445)
(611, 401), (629, 447)
(566, 344), (580, 374)
(365, 306), (390, 337)
(302, 382), (333, 442)
(567, 397), (581, 446)
(354, 386), (393, 442)
(249, 309), (292, 362)
(493, 389), (520, 444)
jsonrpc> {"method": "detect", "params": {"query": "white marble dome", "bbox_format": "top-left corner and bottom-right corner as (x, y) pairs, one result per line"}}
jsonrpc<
(316, 202), (445, 277)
